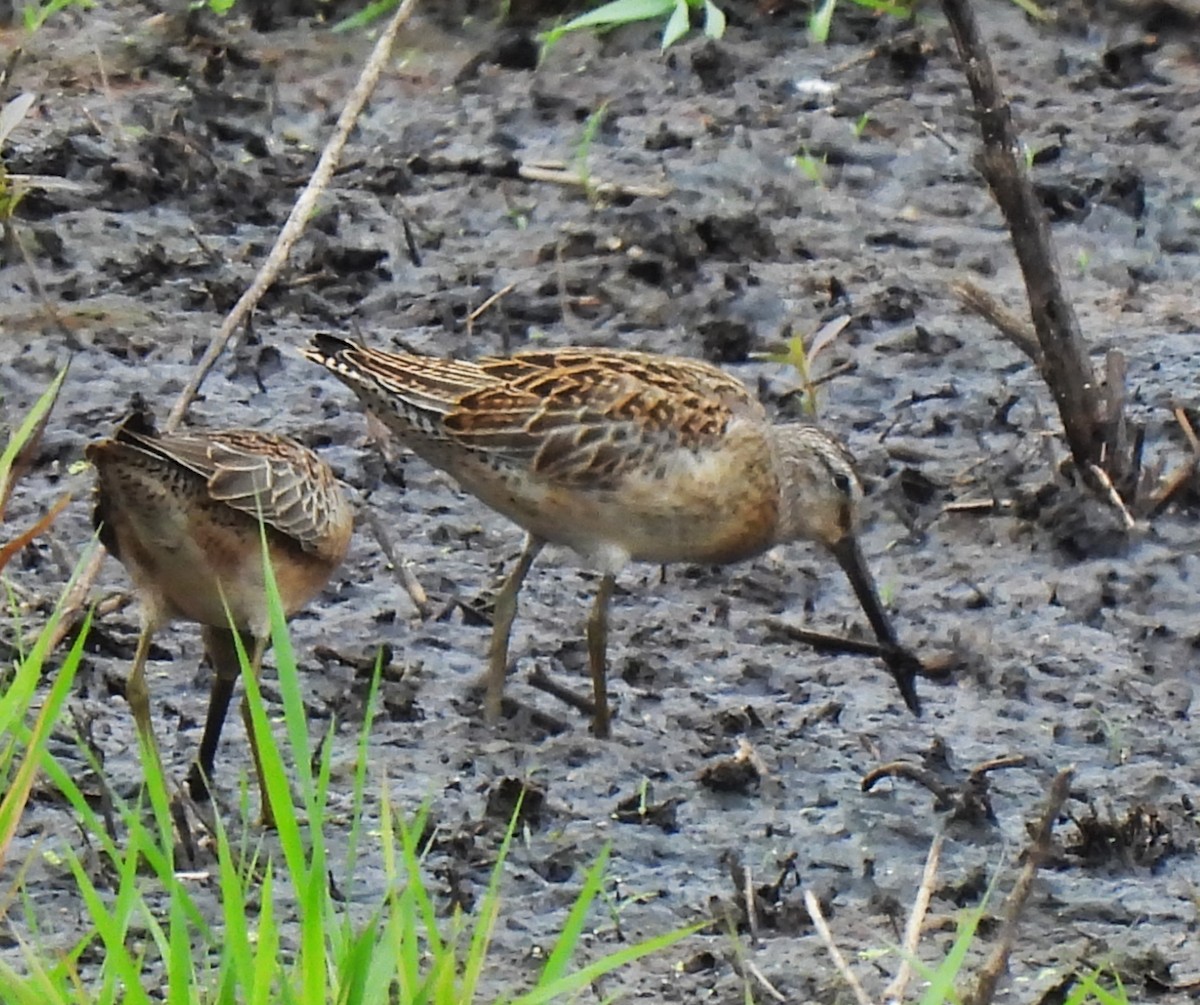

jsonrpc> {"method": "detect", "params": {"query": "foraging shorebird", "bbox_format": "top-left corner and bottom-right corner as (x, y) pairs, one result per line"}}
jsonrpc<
(302, 333), (921, 737)
(86, 403), (352, 824)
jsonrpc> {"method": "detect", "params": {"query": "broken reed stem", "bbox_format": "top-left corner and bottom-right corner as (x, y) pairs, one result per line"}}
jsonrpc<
(964, 766), (1074, 1005)
(467, 281), (518, 325)
(52, 0), (418, 652)
(940, 0), (1107, 478)
(1088, 463), (1136, 529)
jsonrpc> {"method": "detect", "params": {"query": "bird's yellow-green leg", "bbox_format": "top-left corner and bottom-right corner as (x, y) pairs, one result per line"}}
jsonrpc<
(126, 625), (168, 782)
(585, 573), (616, 740)
(485, 533), (544, 723)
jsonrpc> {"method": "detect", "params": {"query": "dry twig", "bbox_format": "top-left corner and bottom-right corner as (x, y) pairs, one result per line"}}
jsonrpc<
(517, 163), (670, 200)
(1087, 463), (1136, 530)
(1143, 405), (1199, 518)
(466, 281), (517, 327)
(741, 958), (786, 1002)
(862, 754), (1027, 824)
(827, 30), (929, 76)
(527, 665), (595, 716)
(951, 279), (1042, 366)
(764, 620), (956, 683)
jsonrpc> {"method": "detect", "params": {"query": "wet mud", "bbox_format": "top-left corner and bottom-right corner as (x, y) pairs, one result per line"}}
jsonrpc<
(2, 0), (1199, 999)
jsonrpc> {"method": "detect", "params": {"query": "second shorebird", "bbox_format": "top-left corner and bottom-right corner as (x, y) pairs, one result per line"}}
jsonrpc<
(303, 333), (921, 737)
(87, 403), (353, 824)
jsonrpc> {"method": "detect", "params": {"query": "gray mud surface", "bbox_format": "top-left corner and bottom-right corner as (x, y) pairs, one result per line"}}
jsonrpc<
(2, 1), (1200, 1000)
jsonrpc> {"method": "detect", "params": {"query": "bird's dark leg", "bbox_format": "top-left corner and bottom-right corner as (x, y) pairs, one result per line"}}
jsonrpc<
(238, 634), (274, 827)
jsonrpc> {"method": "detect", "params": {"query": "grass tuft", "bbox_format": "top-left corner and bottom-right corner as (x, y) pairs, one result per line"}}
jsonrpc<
(0, 531), (699, 1002)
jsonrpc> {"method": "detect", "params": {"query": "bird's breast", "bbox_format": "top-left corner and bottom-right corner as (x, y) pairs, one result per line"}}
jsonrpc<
(445, 428), (781, 568)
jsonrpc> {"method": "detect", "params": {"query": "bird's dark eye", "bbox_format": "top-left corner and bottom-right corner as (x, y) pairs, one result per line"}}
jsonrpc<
(832, 472), (853, 494)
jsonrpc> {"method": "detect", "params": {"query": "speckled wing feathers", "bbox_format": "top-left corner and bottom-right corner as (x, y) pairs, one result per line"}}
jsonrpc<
(303, 333), (495, 437)
(303, 334), (764, 490)
(112, 428), (344, 555)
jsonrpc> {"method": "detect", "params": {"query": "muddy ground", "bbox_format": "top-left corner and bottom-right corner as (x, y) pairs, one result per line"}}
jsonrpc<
(2, 0), (1199, 1000)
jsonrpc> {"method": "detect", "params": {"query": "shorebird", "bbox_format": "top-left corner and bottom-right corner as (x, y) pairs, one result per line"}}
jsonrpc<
(302, 333), (921, 737)
(87, 402), (352, 824)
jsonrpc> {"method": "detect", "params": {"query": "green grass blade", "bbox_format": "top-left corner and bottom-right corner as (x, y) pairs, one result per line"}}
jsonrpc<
(249, 865), (279, 1005)
(536, 843), (611, 986)
(63, 847), (152, 1005)
(342, 650), (383, 892)
(512, 921), (704, 1005)
(0, 365), (66, 506)
(0, 609), (89, 868)
(916, 906), (983, 1005)
(331, 0), (399, 33)
(215, 816), (255, 999)
(808, 0), (837, 45)
(662, 0), (690, 47)
(166, 877), (193, 1005)
(702, 0), (725, 37)
(461, 797), (525, 997)
(560, 0), (676, 31)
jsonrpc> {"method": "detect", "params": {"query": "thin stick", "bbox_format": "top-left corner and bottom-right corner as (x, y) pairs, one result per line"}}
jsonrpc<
(951, 279), (1042, 366)
(5, 225), (76, 343)
(45, 555), (104, 651)
(1174, 404), (1200, 453)
(517, 163), (670, 200)
(941, 0), (1106, 478)
(165, 0), (418, 431)
(1142, 406), (1199, 518)
(743, 859), (760, 946)
(1088, 463), (1136, 530)
(362, 507), (430, 618)
(1143, 457), (1197, 519)
(807, 360), (857, 390)
(0, 492), (70, 572)
(884, 831), (944, 1003)
(804, 889), (874, 1005)
(527, 665), (596, 716)
(743, 958), (787, 1003)
(861, 761), (956, 805)
(968, 754), (1028, 780)
(467, 281), (518, 325)
(827, 30), (926, 75)
(943, 498), (1008, 514)
(765, 621), (896, 659)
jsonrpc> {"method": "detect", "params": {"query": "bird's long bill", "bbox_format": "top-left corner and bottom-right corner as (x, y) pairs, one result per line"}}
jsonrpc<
(829, 534), (922, 716)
